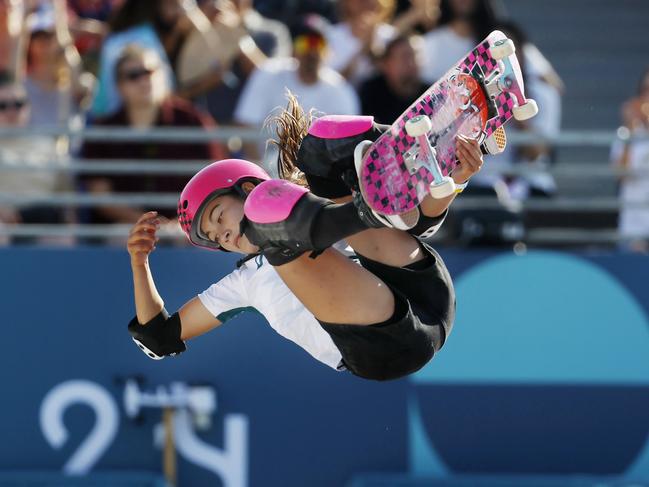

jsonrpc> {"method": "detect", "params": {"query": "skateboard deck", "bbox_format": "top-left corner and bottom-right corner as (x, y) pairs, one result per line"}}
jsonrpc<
(357, 30), (537, 216)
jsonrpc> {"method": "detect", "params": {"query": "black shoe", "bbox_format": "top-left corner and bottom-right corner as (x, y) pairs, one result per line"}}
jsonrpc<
(350, 142), (420, 231)
(296, 122), (388, 199)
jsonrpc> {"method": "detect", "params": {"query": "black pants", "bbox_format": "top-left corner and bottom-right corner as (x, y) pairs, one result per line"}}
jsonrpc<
(319, 242), (455, 381)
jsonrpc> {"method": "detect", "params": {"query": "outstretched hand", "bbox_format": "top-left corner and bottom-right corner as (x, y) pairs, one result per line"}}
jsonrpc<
(452, 135), (484, 184)
(127, 212), (162, 266)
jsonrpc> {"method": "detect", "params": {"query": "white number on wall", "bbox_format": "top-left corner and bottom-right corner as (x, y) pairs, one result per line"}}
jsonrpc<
(40, 380), (119, 475)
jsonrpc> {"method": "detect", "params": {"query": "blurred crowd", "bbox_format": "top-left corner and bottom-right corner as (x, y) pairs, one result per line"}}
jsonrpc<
(610, 67), (649, 253)
(7, 0), (639, 249)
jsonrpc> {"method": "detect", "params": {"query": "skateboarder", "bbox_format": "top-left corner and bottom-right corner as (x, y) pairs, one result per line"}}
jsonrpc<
(126, 101), (484, 381)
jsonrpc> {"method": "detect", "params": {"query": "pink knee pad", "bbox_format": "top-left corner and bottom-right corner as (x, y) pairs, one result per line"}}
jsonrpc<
(244, 180), (309, 223)
(308, 115), (374, 139)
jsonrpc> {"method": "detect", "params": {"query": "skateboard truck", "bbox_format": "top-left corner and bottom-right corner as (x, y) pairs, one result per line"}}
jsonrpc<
(484, 38), (539, 121)
(405, 115), (456, 199)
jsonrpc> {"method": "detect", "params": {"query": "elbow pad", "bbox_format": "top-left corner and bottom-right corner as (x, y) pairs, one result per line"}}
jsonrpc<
(127, 309), (186, 360)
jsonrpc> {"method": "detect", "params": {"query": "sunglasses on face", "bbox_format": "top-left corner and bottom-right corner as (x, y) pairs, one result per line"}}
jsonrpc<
(31, 30), (56, 40)
(119, 67), (156, 83)
(0, 99), (28, 111)
(293, 35), (326, 55)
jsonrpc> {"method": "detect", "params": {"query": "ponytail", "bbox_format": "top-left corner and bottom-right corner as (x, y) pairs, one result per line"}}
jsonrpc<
(265, 91), (314, 187)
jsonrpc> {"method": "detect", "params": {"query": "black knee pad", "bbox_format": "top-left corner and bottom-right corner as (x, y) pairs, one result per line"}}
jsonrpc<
(303, 172), (352, 199)
(128, 309), (186, 360)
(296, 122), (388, 183)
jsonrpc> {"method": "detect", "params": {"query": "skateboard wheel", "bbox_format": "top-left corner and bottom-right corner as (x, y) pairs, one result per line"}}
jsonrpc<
(405, 115), (433, 137)
(489, 39), (515, 60)
(429, 178), (456, 199)
(513, 99), (539, 121)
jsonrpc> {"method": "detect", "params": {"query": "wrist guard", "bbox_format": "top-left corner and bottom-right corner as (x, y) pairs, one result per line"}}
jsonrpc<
(408, 210), (448, 240)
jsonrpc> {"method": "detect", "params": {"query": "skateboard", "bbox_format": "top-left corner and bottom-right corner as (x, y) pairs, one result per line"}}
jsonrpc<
(355, 30), (538, 216)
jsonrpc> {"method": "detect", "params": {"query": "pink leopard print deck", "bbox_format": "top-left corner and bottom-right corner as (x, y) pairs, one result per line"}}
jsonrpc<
(359, 30), (527, 216)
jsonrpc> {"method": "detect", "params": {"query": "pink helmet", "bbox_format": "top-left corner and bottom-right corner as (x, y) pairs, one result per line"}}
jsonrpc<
(178, 159), (270, 250)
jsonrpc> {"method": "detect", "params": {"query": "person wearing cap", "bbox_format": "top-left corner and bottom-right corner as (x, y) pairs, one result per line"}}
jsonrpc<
(24, 1), (94, 129)
(233, 15), (359, 159)
(0, 71), (72, 243)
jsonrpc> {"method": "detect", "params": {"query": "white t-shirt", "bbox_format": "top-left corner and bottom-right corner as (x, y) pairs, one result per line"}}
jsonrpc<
(421, 26), (475, 84)
(234, 57), (360, 126)
(0, 136), (69, 193)
(325, 21), (396, 86)
(198, 254), (344, 370)
(611, 128), (649, 239)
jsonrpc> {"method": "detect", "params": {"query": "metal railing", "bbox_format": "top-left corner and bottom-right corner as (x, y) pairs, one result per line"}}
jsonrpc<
(0, 125), (643, 146)
(0, 126), (646, 246)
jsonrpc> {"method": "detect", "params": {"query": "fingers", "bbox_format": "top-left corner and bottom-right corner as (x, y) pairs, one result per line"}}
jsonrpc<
(130, 212), (161, 236)
(455, 135), (483, 173)
(128, 230), (158, 253)
(129, 230), (159, 245)
(135, 211), (158, 225)
(127, 234), (158, 262)
(128, 242), (157, 254)
(128, 212), (161, 259)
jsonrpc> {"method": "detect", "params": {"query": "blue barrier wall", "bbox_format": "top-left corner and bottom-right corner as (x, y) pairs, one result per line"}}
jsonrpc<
(1, 247), (648, 487)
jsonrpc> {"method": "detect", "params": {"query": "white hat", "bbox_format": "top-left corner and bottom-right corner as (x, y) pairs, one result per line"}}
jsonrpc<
(27, 6), (56, 33)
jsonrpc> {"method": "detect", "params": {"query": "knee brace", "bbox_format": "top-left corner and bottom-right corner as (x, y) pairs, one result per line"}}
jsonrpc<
(128, 309), (186, 360)
(243, 179), (330, 265)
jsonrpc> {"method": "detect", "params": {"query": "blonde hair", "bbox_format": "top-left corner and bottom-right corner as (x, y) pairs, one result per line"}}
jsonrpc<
(264, 91), (314, 187)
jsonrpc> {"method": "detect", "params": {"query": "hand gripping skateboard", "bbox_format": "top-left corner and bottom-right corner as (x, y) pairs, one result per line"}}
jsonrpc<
(355, 30), (538, 216)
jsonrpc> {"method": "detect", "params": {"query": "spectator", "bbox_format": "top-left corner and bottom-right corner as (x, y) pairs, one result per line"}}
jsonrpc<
(67, 0), (118, 74)
(420, 0), (499, 83)
(106, 0), (254, 87)
(325, 0), (397, 86)
(611, 67), (649, 253)
(24, 2), (95, 129)
(98, 0), (268, 121)
(108, 0), (198, 75)
(255, 0), (337, 26)
(179, 0), (277, 124)
(91, 18), (173, 117)
(226, 0), (291, 58)
(358, 33), (428, 124)
(234, 15), (359, 158)
(392, 0), (441, 35)
(0, 0), (26, 75)
(68, 0), (121, 22)
(91, 0), (207, 116)
(0, 71), (71, 243)
(80, 45), (226, 225)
